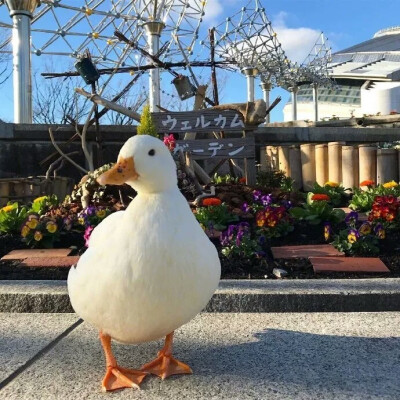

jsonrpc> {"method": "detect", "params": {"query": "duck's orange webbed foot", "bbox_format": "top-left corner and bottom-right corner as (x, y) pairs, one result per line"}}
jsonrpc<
(99, 332), (148, 392)
(141, 332), (192, 380)
(101, 365), (147, 392)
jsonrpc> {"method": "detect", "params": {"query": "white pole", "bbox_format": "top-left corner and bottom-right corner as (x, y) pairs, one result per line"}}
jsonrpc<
(312, 83), (319, 122)
(241, 67), (258, 103)
(6, 0), (40, 124)
(290, 86), (298, 121)
(246, 75), (255, 102)
(143, 21), (165, 112)
(260, 81), (271, 123)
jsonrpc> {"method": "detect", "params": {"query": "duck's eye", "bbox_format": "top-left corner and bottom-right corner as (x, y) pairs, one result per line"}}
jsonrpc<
(148, 149), (155, 156)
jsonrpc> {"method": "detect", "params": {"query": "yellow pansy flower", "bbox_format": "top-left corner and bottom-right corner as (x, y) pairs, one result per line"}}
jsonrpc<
(1, 205), (14, 213)
(325, 181), (339, 187)
(383, 181), (398, 189)
(96, 209), (106, 218)
(46, 221), (58, 234)
(27, 219), (38, 229)
(34, 231), (43, 241)
(21, 225), (30, 238)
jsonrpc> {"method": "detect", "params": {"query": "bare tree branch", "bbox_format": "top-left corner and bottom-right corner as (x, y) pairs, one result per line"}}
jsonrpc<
(48, 128), (87, 174)
(75, 87), (141, 121)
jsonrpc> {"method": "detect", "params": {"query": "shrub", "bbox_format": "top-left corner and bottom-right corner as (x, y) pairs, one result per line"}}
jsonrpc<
(137, 104), (158, 137)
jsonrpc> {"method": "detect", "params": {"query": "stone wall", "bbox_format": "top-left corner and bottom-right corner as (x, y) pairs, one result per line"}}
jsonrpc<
(0, 123), (135, 182)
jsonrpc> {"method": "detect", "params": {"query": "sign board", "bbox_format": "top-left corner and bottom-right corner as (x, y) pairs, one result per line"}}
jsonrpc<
(175, 137), (255, 160)
(152, 110), (247, 134)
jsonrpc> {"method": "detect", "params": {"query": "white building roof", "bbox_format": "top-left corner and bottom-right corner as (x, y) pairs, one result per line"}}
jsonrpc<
(329, 28), (400, 81)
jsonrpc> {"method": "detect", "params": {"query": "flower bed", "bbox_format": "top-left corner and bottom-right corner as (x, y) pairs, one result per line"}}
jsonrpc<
(0, 137), (400, 280)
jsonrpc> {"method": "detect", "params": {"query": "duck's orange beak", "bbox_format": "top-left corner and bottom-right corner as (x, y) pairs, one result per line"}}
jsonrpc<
(97, 156), (139, 186)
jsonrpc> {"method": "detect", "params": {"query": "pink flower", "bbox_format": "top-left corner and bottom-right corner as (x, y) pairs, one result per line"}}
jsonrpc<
(163, 133), (176, 151)
(84, 226), (94, 247)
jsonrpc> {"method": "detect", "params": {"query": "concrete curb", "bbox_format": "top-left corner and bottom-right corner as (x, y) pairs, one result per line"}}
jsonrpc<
(2, 279), (400, 313)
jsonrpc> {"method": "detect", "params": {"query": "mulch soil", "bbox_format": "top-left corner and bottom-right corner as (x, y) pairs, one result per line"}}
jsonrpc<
(1, 228), (400, 280)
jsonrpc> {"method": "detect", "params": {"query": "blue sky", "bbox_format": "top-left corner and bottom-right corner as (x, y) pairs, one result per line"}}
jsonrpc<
(1, 0), (400, 123)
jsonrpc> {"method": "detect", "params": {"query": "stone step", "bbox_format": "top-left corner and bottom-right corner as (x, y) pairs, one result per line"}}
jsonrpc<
(1, 279), (400, 313)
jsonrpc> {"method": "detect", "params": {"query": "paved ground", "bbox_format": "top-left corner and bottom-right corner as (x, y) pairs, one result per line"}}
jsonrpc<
(1, 312), (400, 399)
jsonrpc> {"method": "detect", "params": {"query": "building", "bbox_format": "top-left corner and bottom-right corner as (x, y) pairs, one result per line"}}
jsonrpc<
(283, 27), (400, 121)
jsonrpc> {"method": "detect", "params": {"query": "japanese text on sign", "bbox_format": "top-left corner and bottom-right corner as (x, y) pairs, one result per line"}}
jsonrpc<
(152, 110), (247, 134)
(174, 138), (254, 160)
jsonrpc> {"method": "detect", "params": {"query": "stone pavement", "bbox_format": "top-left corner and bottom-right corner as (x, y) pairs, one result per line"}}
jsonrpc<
(1, 312), (400, 399)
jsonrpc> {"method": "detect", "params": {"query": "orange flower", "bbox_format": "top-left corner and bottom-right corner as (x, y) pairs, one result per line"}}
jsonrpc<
(239, 177), (246, 184)
(202, 197), (222, 207)
(311, 194), (330, 202)
(360, 180), (375, 187)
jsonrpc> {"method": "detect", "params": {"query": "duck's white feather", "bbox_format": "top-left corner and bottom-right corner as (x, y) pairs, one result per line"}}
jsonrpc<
(68, 188), (220, 344)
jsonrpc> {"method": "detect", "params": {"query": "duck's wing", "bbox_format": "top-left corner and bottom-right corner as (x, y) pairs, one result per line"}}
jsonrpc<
(68, 210), (126, 310)
(68, 210), (125, 278)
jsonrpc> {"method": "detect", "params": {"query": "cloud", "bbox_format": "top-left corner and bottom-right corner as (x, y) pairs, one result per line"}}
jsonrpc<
(272, 11), (323, 64)
(203, 0), (224, 23)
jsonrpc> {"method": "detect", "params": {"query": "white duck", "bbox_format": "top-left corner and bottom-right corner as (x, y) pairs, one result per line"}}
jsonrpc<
(68, 135), (221, 392)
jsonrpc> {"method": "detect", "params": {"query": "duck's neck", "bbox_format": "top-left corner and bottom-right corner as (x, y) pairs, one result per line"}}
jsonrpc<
(128, 186), (182, 208)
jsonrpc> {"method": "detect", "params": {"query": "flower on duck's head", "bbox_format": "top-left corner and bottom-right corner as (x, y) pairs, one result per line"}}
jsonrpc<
(345, 211), (359, 225)
(202, 197), (222, 207)
(1, 205), (13, 213)
(359, 222), (372, 236)
(311, 193), (330, 202)
(46, 221), (58, 234)
(324, 222), (332, 242)
(347, 228), (359, 244)
(383, 181), (398, 189)
(163, 134), (176, 151)
(34, 231), (43, 241)
(325, 181), (339, 187)
(360, 180), (375, 187)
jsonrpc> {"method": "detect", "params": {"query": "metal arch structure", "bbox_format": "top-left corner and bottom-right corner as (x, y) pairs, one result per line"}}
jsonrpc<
(202, 0), (290, 103)
(0, 0), (206, 122)
(277, 32), (334, 121)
